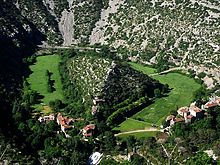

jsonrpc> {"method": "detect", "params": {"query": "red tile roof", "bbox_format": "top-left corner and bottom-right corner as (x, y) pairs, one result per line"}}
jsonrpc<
(190, 106), (202, 113)
(57, 113), (74, 129)
(186, 115), (194, 119)
(166, 115), (175, 121)
(83, 124), (95, 137)
(205, 102), (218, 108)
(175, 118), (184, 123)
(178, 107), (189, 113)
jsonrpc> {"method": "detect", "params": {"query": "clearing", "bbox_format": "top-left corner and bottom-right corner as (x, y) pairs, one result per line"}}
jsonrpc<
(27, 54), (63, 112)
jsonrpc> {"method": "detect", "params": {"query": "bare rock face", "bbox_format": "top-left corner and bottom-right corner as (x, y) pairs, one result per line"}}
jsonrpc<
(58, 9), (75, 46)
(89, 0), (125, 44)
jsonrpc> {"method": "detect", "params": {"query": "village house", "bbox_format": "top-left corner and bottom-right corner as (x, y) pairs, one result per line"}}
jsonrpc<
(174, 117), (185, 123)
(93, 96), (105, 105)
(203, 96), (220, 109)
(164, 95), (218, 134)
(92, 105), (97, 115)
(91, 96), (104, 115)
(165, 115), (185, 127)
(189, 105), (203, 118)
(38, 114), (55, 123)
(185, 115), (194, 124)
(177, 107), (190, 118)
(177, 105), (202, 123)
(166, 115), (175, 126)
(57, 112), (74, 133)
(82, 124), (96, 137)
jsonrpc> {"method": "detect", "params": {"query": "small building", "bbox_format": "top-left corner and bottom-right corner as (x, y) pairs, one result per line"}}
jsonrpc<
(92, 105), (97, 115)
(57, 113), (74, 133)
(204, 97), (220, 109)
(38, 114), (55, 123)
(166, 115), (175, 126)
(185, 115), (195, 124)
(88, 152), (103, 165)
(189, 105), (203, 118)
(177, 107), (190, 118)
(82, 124), (96, 137)
(174, 117), (185, 123)
(92, 96), (105, 106)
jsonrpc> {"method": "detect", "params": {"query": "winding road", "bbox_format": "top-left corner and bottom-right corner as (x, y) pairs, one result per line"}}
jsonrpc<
(115, 128), (159, 137)
(149, 67), (186, 76)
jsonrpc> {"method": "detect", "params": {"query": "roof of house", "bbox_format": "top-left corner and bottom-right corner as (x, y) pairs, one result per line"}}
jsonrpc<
(83, 124), (96, 137)
(205, 101), (219, 108)
(186, 115), (194, 119)
(175, 117), (184, 123)
(83, 124), (95, 131)
(177, 107), (189, 113)
(190, 105), (202, 113)
(57, 113), (74, 128)
(166, 115), (175, 121)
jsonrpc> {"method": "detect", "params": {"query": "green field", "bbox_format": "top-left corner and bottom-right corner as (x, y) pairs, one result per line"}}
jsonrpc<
(114, 118), (152, 132)
(128, 62), (156, 75)
(27, 55), (63, 107)
(117, 62), (201, 132)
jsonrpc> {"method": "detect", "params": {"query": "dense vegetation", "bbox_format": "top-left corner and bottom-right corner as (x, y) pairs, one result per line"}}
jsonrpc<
(0, 0), (220, 164)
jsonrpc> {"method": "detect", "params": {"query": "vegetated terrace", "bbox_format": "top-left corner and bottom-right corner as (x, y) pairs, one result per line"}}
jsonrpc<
(27, 55), (63, 110)
(116, 62), (201, 134)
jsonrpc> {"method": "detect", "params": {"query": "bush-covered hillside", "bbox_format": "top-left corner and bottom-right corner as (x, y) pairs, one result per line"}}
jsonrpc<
(90, 0), (220, 87)
(68, 53), (114, 100)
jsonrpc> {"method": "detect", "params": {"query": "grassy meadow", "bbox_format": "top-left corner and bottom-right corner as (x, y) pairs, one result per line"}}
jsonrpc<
(116, 62), (201, 132)
(114, 118), (152, 132)
(27, 55), (63, 109)
(128, 62), (156, 75)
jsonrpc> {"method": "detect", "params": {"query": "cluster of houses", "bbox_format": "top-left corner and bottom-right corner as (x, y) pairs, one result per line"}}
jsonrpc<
(165, 96), (220, 129)
(38, 112), (95, 138)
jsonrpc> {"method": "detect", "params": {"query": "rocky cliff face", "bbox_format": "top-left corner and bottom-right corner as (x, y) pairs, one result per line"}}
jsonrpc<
(6, 0), (106, 46)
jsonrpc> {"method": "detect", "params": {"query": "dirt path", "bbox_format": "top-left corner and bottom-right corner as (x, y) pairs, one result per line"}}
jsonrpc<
(149, 67), (185, 76)
(115, 128), (159, 136)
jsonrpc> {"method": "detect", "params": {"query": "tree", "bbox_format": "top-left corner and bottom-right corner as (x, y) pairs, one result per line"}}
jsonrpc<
(126, 136), (136, 152)
(103, 131), (116, 151)
(100, 158), (120, 165)
(213, 140), (220, 156)
(131, 154), (147, 165)
(154, 88), (161, 98)
(64, 48), (77, 58)
(185, 152), (212, 165)
(70, 151), (87, 165)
